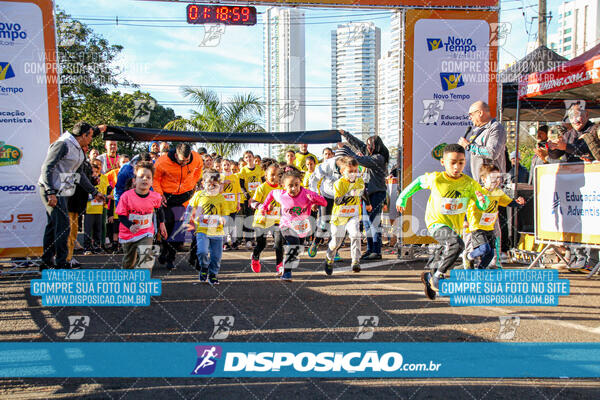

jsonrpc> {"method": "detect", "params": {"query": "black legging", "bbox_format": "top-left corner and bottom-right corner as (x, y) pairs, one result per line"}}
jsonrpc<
(281, 227), (306, 273)
(252, 226), (283, 265)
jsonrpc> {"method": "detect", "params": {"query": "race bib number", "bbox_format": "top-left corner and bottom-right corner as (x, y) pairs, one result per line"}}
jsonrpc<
(223, 193), (236, 202)
(291, 218), (311, 236)
(248, 181), (260, 191)
(440, 198), (467, 215)
(130, 213), (153, 229)
(479, 212), (497, 227)
(57, 173), (80, 197)
(91, 198), (103, 206)
(200, 215), (221, 228)
(338, 205), (359, 218)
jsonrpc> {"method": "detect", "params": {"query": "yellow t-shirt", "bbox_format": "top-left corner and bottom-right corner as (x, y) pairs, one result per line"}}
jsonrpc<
(421, 172), (485, 235)
(220, 173), (242, 215)
(331, 177), (365, 226)
(467, 187), (513, 232)
(237, 166), (265, 198)
(86, 174), (109, 215)
(188, 191), (226, 236)
(252, 182), (281, 228)
(302, 170), (314, 188)
(295, 152), (318, 172)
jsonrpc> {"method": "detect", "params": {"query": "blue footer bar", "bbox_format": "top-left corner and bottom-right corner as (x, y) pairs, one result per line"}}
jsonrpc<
(0, 343), (599, 378)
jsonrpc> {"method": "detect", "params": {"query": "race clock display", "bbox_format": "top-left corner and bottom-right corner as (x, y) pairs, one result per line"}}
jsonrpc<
(186, 4), (257, 26)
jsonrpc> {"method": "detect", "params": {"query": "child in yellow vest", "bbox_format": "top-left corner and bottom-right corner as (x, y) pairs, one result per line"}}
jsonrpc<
(322, 156), (371, 275)
(185, 169), (226, 285)
(465, 164), (525, 269)
(221, 159), (243, 250)
(249, 164), (283, 274)
(84, 159), (110, 253)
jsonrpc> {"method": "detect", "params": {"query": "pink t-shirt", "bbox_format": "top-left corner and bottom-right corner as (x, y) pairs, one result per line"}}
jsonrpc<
(261, 188), (326, 237)
(116, 189), (162, 243)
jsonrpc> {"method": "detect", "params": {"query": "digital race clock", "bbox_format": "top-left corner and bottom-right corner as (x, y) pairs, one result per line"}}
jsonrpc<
(186, 4), (257, 26)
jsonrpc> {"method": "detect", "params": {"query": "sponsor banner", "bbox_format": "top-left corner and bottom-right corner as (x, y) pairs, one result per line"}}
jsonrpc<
(0, 0), (60, 256)
(519, 55), (600, 99)
(402, 10), (498, 243)
(1, 342), (600, 378)
(535, 162), (600, 246)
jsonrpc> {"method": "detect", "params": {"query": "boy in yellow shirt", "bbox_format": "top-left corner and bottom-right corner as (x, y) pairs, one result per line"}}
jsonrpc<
(302, 155), (317, 188)
(465, 164), (525, 269)
(84, 159), (110, 253)
(249, 164), (283, 274)
(185, 169), (226, 285)
(322, 157), (370, 275)
(396, 144), (489, 299)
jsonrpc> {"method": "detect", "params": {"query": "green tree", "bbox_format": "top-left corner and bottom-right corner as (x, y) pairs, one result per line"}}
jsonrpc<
(56, 9), (125, 129)
(164, 88), (264, 158)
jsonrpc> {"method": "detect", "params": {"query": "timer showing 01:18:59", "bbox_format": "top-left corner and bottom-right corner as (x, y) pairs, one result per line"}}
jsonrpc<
(186, 4), (257, 26)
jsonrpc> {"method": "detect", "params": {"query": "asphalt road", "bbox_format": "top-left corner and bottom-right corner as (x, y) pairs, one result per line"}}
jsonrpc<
(1, 246), (600, 398)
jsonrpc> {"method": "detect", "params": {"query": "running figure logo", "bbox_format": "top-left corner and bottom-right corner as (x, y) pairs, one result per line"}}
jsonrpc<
(420, 99), (444, 125)
(65, 316), (90, 340)
(210, 316), (235, 340)
(135, 245), (160, 269)
(199, 24), (225, 47)
(354, 316), (379, 340)
(497, 316), (520, 340)
(191, 345), (222, 375)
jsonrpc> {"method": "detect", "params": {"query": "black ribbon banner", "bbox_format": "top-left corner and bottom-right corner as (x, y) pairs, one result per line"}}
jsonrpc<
(103, 126), (341, 145)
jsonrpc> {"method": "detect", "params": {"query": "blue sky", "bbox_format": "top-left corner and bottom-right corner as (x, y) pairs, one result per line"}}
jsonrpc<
(56, 0), (564, 154)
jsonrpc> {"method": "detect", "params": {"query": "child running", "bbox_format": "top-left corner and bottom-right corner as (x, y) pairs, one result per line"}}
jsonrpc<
(220, 159), (243, 250)
(249, 164), (283, 274)
(464, 164), (525, 269)
(322, 156), (371, 275)
(395, 144), (489, 300)
(116, 161), (167, 269)
(185, 169), (227, 285)
(261, 169), (327, 281)
(237, 150), (265, 248)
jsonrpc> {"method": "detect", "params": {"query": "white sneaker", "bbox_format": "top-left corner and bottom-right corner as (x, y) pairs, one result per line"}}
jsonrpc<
(245, 240), (253, 249)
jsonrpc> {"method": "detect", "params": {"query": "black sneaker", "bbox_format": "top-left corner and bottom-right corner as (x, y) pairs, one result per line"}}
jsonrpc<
(421, 271), (436, 300)
(360, 252), (372, 260)
(365, 253), (382, 260)
(352, 263), (361, 273)
(322, 259), (334, 276)
(166, 261), (175, 270)
(199, 269), (208, 283)
(208, 274), (219, 286)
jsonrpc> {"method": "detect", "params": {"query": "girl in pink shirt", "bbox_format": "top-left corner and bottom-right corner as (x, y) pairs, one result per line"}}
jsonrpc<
(261, 170), (327, 281)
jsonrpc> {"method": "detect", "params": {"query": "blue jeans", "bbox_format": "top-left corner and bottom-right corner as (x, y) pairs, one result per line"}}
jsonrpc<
(196, 233), (223, 275)
(364, 191), (386, 255)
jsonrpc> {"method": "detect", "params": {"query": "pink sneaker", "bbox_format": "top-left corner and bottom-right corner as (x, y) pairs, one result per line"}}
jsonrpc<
(276, 262), (283, 276)
(251, 258), (261, 273)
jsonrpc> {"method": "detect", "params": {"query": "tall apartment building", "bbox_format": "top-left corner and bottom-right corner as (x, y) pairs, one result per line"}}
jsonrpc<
(331, 22), (381, 141)
(555, 0), (600, 58)
(377, 11), (402, 156)
(264, 7), (306, 158)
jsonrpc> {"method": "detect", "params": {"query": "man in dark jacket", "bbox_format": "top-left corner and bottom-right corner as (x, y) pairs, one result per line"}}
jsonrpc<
(339, 130), (389, 260)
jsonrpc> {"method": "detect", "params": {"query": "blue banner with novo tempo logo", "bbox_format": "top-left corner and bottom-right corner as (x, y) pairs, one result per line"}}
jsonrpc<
(0, 343), (599, 378)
